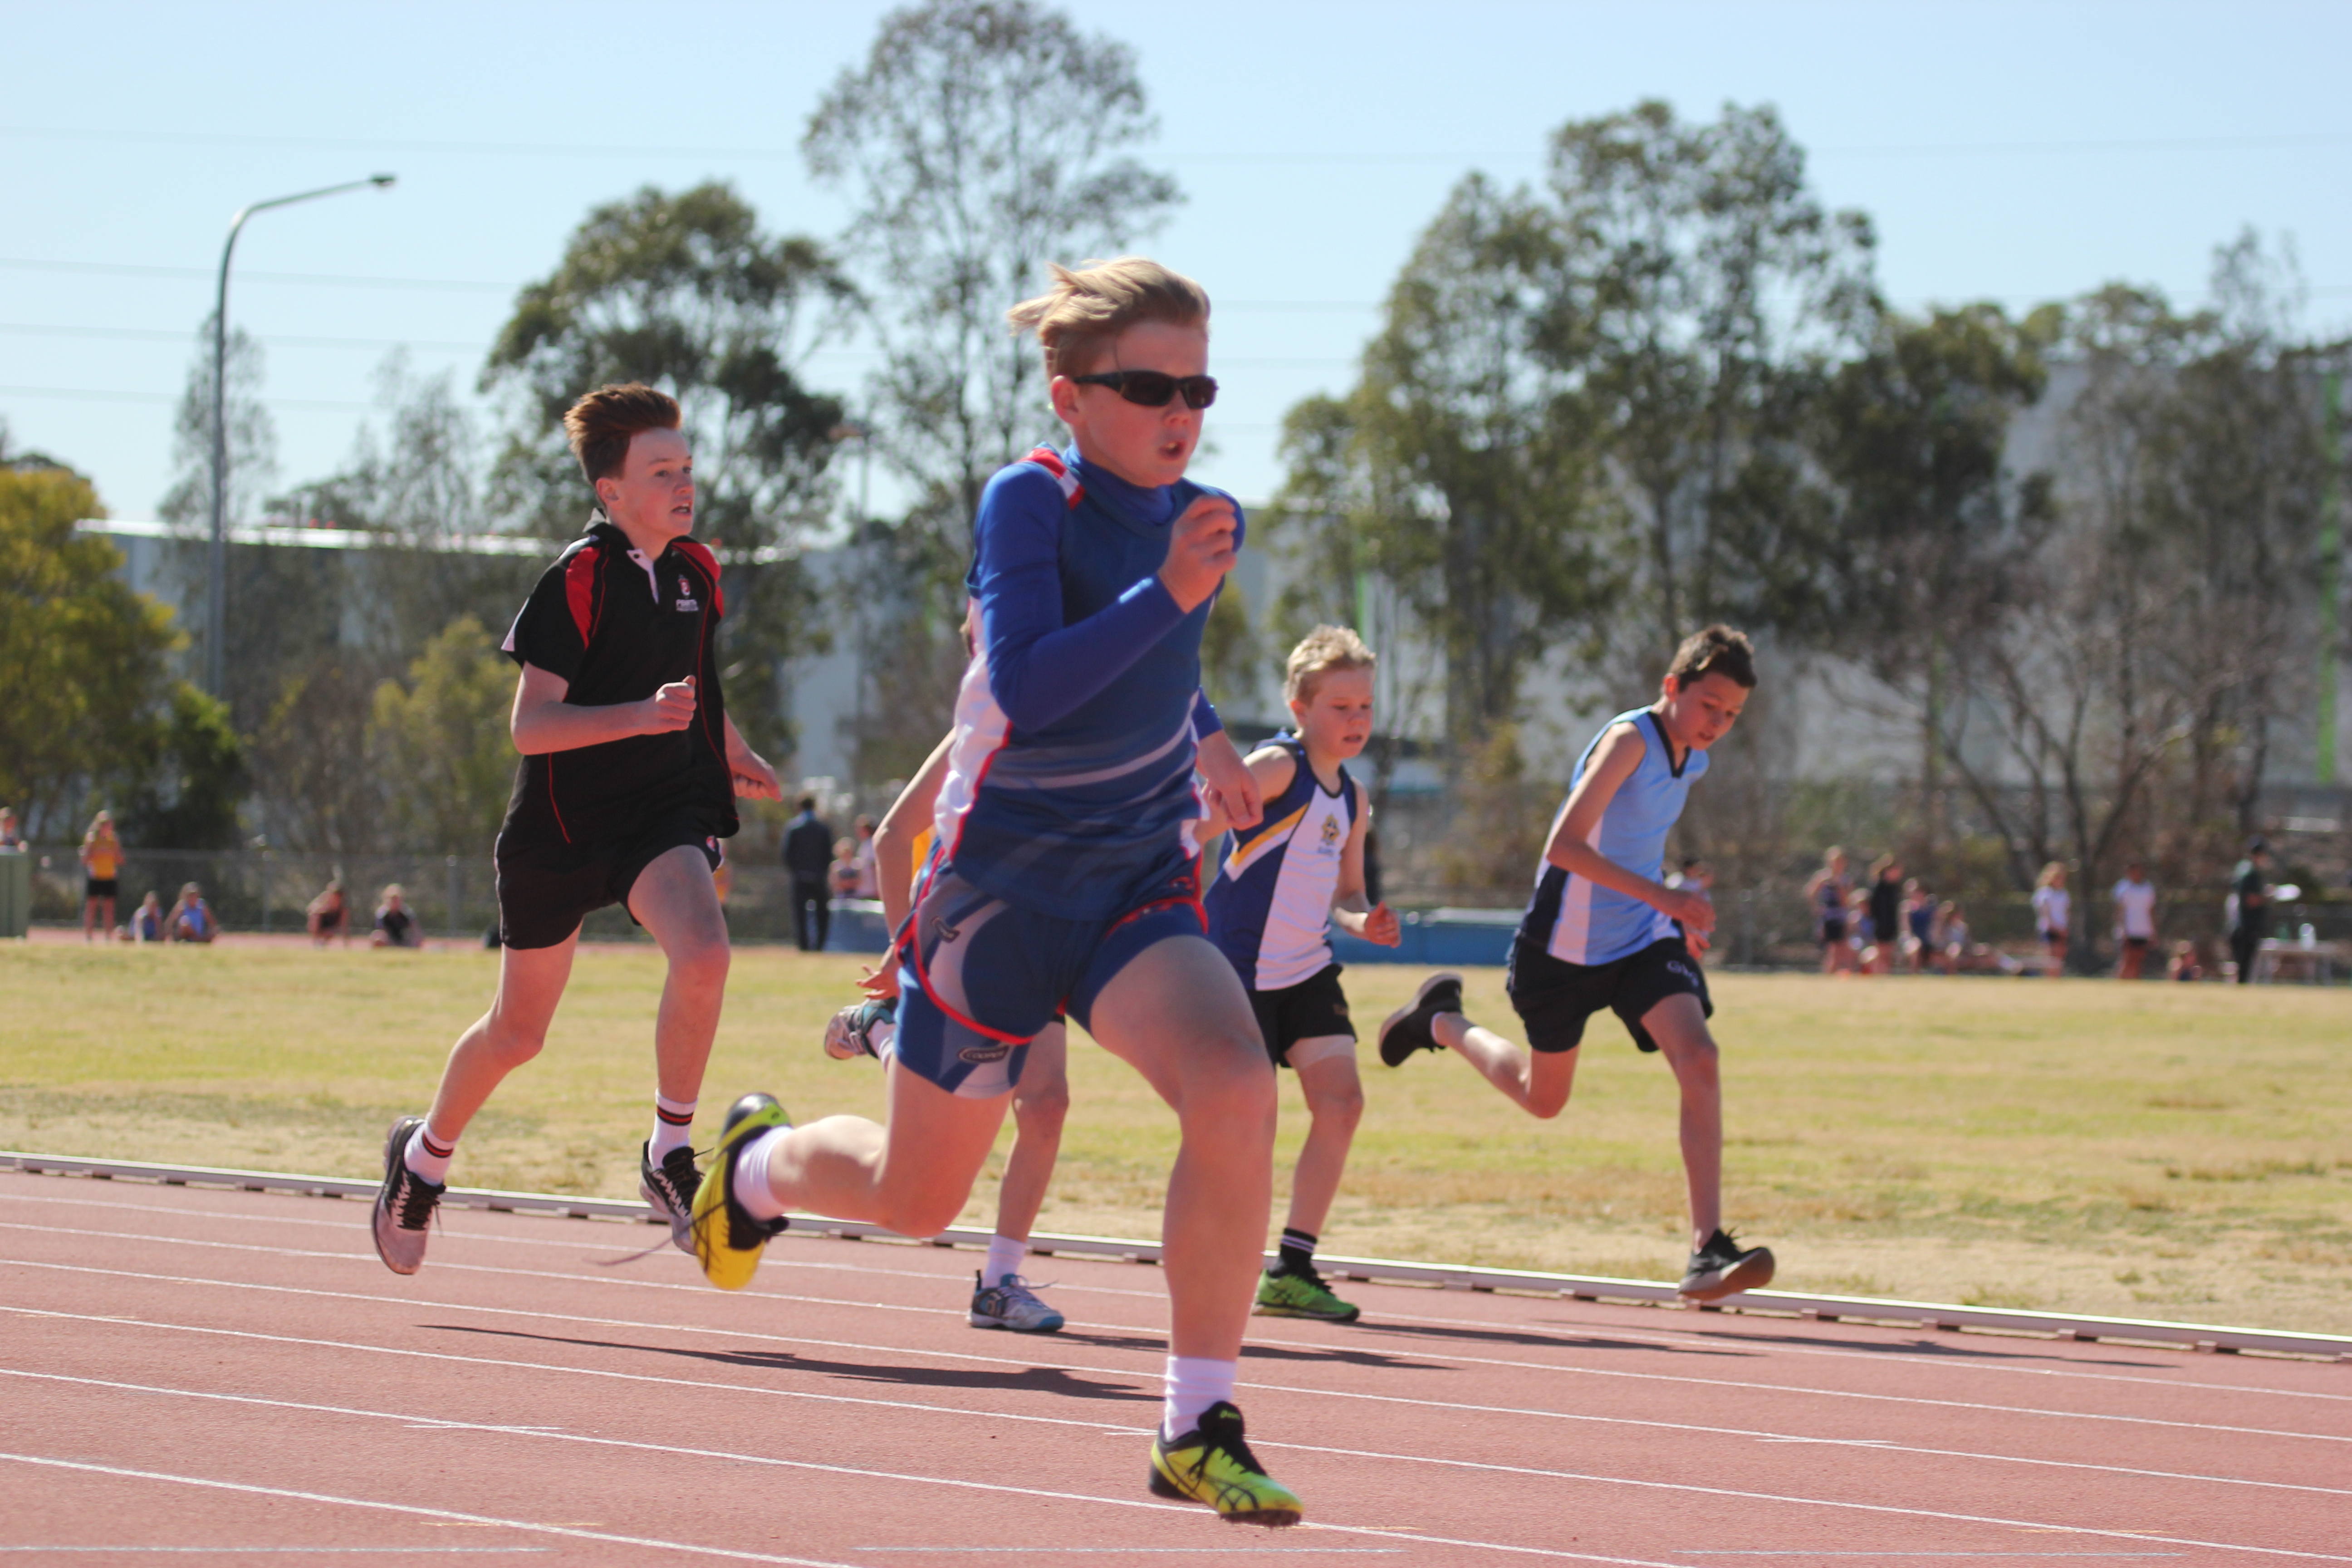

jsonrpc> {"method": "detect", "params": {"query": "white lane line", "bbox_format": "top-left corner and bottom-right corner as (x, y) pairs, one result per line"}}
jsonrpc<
(5, 1253), (2344, 1461)
(0, 1453), (869, 1567)
(0, 1551), (549, 1556)
(0, 1396), (1698, 1568)
(10, 1196), (2346, 1412)
(8, 1370), (2346, 1566)
(10, 1295), (2352, 1504)
(3, 1228), (2342, 1448)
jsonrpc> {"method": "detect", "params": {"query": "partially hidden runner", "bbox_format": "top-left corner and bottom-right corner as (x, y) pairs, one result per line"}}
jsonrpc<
(1377, 626), (1778, 1303)
(823, 696), (1072, 1336)
(689, 259), (1304, 1526)
(371, 383), (782, 1274)
(1199, 626), (1400, 1324)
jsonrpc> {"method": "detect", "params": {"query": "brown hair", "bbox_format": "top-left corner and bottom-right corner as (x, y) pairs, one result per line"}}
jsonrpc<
(1284, 625), (1377, 705)
(1006, 258), (1210, 380)
(1666, 624), (1757, 690)
(562, 382), (682, 486)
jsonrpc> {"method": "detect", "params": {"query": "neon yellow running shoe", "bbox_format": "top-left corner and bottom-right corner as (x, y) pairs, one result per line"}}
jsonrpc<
(1254, 1265), (1362, 1324)
(690, 1093), (792, 1291)
(1148, 1401), (1302, 1527)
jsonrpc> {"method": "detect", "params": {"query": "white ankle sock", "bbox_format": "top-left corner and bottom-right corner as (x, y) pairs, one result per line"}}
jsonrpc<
(730, 1127), (792, 1221)
(983, 1234), (1027, 1284)
(651, 1093), (696, 1160)
(1161, 1355), (1237, 1441)
(403, 1121), (455, 1186)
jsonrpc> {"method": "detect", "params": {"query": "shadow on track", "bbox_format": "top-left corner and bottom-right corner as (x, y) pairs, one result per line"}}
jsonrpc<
(424, 1323), (1155, 1402)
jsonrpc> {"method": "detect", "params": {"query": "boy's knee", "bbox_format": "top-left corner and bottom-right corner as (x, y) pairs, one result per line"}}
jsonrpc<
(670, 930), (731, 986)
(1527, 1082), (1572, 1119)
(480, 1021), (546, 1071)
(1308, 1078), (1365, 1127)
(1014, 1076), (1070, 1131)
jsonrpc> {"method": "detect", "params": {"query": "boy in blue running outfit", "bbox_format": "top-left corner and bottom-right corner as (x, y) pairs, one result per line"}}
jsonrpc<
(1378, 626), (1778, 1303)
(691, 259), (1302, 1527)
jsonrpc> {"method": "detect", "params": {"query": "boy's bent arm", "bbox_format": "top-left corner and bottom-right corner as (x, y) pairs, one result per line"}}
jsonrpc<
(1332, 795), (1400, 945)
(1544, 724), (1713, 934)
(509, 662), (694, 755)
(875, 731), (956, 936)
(721, 715), (783, 801)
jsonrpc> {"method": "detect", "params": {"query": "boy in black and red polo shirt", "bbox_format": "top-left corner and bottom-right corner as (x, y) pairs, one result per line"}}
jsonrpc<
(371, 382), (782, 1274)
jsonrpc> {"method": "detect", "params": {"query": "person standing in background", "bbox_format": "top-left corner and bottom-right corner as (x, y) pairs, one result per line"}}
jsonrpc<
(2032, 862), (2070, 975)
(0, 806), (24, 850)
(2229, 839), (2271, 985)
(2112, 861), (2159, 980)
(851, 815), (879, 899)
(80, 811), (122, 942)
(783, 794), (835, 952)
(1866, 856), (1903, 975)
(1805, 847), (1852, 975)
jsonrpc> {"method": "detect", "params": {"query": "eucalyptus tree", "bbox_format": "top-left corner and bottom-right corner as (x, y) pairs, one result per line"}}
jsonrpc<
(483, 181), (856, 755)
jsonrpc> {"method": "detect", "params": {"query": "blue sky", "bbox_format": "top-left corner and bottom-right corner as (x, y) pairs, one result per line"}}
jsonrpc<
(4, 0), (2347, 524)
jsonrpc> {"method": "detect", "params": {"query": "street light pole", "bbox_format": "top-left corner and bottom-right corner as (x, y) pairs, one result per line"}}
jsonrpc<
(207, 173), (396, 700)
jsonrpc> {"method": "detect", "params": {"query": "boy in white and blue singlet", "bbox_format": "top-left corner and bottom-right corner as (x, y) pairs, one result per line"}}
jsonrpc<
(1378, 626), (1777, 1303)
(1200, 627), (1401, 1326)
(688, 259), (1303, 1526)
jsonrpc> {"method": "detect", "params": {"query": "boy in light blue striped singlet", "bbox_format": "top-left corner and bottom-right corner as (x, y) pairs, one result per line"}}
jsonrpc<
(1377, 626), (1777, 1303)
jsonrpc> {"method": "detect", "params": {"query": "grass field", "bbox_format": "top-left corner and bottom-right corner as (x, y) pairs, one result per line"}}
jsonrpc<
(4, 940), (2348, 1334)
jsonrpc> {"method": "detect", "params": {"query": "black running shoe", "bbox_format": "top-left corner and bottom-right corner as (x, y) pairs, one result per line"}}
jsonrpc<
(1680, 1228), (1776, 1302)
(1377, 971), (1464, 1067)
(639, 1140), (701, 1255)
(371, 1115), (443, 1276)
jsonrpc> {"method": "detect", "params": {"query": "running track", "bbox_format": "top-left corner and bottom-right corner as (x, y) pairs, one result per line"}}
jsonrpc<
(2, 1171), (2346, 1565)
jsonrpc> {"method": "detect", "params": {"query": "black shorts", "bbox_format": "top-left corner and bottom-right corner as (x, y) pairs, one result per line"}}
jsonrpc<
(1505, 936), (1711, 1055)
(1818, 916), (1846, 946)
(1247, 964), (1355, 1067)
(495, 807), (723, 950)
(85, 877), (118, 900)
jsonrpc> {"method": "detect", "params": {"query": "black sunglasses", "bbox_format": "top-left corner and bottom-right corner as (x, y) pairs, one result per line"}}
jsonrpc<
(1069, 369), (1219, 410)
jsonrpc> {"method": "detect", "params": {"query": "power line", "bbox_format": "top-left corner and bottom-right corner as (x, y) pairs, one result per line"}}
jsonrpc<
(0, 257), (510, 292)
(0, 385), (375, 412)
(0, 322), (492, 351)
(2, 122), (2348, 162)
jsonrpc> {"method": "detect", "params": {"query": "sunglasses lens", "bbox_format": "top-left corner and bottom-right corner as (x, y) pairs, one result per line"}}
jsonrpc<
(1180, 376), (1218, 410)
(1114, 372), (1179, 407)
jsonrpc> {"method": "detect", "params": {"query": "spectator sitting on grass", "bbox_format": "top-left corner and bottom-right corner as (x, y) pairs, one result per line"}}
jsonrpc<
(2167, 939), (2203, 982)
(165, 882), (215, 944)
(0, 805), (22, 849)
(1936, 901), (1974, 974)
(307, 879), (351, 946)
(372, 884), (421, 949)
(128, 891), (164, 944)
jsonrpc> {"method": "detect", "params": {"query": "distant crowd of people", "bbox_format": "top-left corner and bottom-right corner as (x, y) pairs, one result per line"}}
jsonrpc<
(1802, 837), (2291, 982)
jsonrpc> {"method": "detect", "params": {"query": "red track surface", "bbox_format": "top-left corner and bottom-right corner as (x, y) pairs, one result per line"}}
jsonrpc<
(2, 1171), (2346, 1565)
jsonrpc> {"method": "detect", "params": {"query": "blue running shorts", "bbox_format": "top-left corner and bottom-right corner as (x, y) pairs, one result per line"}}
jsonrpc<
(894, 863), (1205, 1098)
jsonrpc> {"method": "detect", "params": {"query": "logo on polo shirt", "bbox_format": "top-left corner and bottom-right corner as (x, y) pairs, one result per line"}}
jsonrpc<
(676, 576), (700, 613)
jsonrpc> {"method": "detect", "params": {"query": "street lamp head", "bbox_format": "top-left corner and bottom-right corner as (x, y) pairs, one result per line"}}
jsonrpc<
(370, 173), (397, 188)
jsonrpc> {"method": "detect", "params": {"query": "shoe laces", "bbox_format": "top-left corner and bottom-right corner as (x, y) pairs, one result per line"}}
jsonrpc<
(1192, 1402), (1269, 1475)
(391, 1165), (442, 1230)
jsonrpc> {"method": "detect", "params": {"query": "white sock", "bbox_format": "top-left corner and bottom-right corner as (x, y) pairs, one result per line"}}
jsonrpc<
(1161, 1355), (1237, 1442)
(403, 1121), (455, 1186)
(651, 1093), (696, 1160)
(730, 1127), (792, 1221)
(984, 1234), (1027, 1284)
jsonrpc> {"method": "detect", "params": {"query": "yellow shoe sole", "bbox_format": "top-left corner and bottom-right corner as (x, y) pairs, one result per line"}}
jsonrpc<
(690, 1096), (791, 1292)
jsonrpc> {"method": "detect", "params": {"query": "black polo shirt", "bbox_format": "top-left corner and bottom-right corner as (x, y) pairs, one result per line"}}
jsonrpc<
(498, 515), (737, 848)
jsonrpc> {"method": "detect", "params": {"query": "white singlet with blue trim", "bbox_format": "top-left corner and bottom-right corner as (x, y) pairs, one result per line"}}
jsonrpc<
(1204, 735), (1358, 990)
(1519, 707), (1706, 966)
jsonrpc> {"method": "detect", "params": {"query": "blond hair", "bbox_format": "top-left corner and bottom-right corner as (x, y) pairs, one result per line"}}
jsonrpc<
(1284, 625), (1377, 706)
(1006, 258), (1210, 379)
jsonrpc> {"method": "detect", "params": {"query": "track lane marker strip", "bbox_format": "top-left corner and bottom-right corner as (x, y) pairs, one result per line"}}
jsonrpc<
(11, 1193), (2347, 1408)
(10, 1298), (2352, 1507)
(5, 1369), (2346, 1564)
(4, 1229), (2343, 1446)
